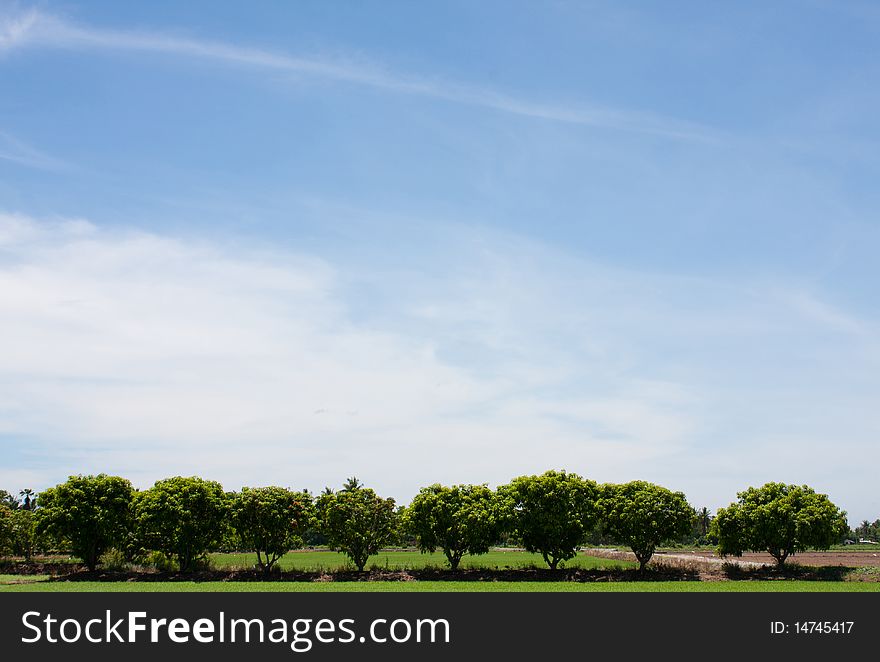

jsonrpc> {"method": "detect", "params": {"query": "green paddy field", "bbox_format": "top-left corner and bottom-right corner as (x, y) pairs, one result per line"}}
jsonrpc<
(209, 549), (631, 571)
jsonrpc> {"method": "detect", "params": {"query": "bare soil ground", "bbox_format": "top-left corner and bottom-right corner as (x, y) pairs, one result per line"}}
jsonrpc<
(669, 549), (880, 567)
(584, 548), (880, 582)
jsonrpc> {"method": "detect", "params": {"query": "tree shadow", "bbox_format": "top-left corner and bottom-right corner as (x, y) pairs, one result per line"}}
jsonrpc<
(722, 563), (853, 582)
(46, 565), (702, 583)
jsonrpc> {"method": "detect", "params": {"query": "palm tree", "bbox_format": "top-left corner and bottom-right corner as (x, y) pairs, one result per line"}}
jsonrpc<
(695, 507), (712, 538)
(19, 489), (35, 511)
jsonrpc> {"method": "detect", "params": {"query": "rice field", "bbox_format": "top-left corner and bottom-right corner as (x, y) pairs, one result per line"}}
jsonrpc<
(209, 549), (634, 571)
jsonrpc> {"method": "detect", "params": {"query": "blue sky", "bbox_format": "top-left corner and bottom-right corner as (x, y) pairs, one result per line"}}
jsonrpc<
(1, 1), (878, 522)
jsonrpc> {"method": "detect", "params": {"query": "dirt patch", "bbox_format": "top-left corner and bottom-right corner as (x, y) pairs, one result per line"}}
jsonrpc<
(584, 549), (733, 580)
(583, 548), (880, 582)
(656, 549), (880, 568)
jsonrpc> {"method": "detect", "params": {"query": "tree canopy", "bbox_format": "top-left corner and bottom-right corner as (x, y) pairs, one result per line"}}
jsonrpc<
(230, 486), (314, 573)
(0, 503), (15, 555)
(713, 482), (848, 566)
(316, 481), (397, 571)
(135, 476), (229, 572)
(406, 483), (501, 570)
(36, 474), (134, 570)
(599, 481), (694, 571)
(499, 470), (598, 569)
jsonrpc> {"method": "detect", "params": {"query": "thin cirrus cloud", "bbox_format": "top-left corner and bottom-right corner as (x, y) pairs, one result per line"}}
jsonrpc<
(1, 211), (878, 519)
(0, 9), (713, 141)
(0, 130), (67, 171)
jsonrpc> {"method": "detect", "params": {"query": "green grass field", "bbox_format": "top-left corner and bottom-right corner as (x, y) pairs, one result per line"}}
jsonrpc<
(1, 580), (877, 592)
(209, 549), (633, 571)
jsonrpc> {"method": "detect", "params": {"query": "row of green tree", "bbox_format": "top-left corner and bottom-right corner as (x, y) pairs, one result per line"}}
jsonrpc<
(0, 489), (39, 561)
(0, 471), (850, 573)
(852, 518), (880, 542)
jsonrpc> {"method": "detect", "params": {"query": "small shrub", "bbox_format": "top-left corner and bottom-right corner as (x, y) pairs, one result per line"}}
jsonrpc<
(143, 550), (177, 572)
(99, 548), (131, 571)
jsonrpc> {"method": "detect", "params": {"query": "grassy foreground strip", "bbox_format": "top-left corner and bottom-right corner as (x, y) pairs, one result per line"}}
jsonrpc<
(1, 581), (877, 592)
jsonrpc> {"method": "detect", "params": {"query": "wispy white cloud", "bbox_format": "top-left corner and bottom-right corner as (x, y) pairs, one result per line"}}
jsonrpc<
(0, 9), (713, 141)
(780, 289), (870, 337)
(0, 130), (68, 170)
(0, 7), (38, 51)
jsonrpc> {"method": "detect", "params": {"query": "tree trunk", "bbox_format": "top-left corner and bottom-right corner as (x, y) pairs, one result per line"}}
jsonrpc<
(635, 549), (653, 572)
(85, 541), (98, 571)
(447, 551), (462, 571)
(180, 547), (193, 573)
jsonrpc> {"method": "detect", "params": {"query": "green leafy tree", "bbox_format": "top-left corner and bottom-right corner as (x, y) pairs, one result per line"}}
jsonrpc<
(598, 481), (694, 571)
(406, 484), (501, 570)
(0, 490), (42, 558)
(498, 470), (598, 570)
(0, 503), (14, 555)
(0, 490), (20, 510)
(712, 482), (849, 566)
(11, 508), (40, 560)
(316, 482), (397, 571)
(135, 476), (229, 572)
(230, 486), (314, 573)
(217, 498), (244, 554)
(36, 474), (134, 570)
(695, 507), (712, 540)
